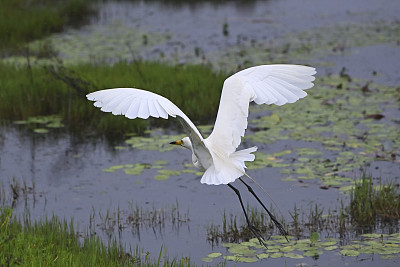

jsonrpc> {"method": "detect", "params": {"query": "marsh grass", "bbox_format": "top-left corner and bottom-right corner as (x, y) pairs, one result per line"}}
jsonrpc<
(0, 178), (37, 209)
(207, 205), (282, 245)
(0, 208), (196, 266)
(350, 173), (400, 227)
(208, 174), (400, 246)
(90, 201), (190, 239)
(0, 61), (225, 138)
(0, 0), (95, 54)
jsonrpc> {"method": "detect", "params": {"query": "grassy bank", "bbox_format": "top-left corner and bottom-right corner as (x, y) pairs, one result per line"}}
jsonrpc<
(0, 0), (95, 55)
(0, 61), (225, 137)
(0, 208), (196, 266)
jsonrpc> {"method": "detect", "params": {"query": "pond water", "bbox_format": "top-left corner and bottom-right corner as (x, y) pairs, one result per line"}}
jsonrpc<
(1, 0), (400, 266)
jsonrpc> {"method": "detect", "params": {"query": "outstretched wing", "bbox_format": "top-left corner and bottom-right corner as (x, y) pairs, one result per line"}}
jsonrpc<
(86, 88), (204, 143)
(205, 64), (316, 156)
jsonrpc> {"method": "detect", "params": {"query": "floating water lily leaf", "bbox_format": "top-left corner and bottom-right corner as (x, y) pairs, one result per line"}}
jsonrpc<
(157, 169), (180, 176)
(124, 164), (147, 175)
(280, 246), (295, 252)
(33, 128), (49, 134)
(207, 252), (222, 258)
(282, 176), (297, 182)
(266, 247), (280, 253)
(223, 255), (257, 263)
(114, 146), (128, 150)
(339, 185), (355, 193)
(284, 253), (304, 259)
(270, 252), (283, 258)
(221, 243), (238, 248)
(257, 253), (269, 259)
(154, 160), (168, 166)
(324, 245), (338, 251)
(303, 250), (322, 257)
(154, 169), (181, 181)
(47, 121), (64, 128)
(228, 245), (256, 255)
(125, 134), (183, 152)
(201, 257), (213, 262)
(154, 174), (169, 181)
(240, 241), (258, 247)
(361, 233), (383, 238)
(340, 249), (360, 256)
(381, 255), (398, 260)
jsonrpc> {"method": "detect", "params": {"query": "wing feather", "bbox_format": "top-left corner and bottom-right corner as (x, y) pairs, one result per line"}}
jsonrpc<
(205, 64), (316, 156)
(87, 88), (203, 139)
(153, 99), (169, 119)
(147, 99), (159, 118)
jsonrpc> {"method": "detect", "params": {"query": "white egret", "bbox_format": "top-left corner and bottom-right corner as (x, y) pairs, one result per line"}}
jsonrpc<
(87, 64), (316, 246)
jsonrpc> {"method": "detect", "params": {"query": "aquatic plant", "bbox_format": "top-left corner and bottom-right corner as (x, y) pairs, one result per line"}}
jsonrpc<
(0, 0), (95, 54)
(350, 173), (400, 227)
(0, 61), (225, 138)
(204, 232), (400, 263)
(0, 208), (196, 266)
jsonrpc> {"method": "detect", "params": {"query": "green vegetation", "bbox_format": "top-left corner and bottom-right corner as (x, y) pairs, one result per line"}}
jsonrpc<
(207, 174), (400, 247)
(0, 0), (95, 54)
(350, 174), (400, 227)
(207, 206), (282, 245)
(204, 174), (400, 263)
(0, 61), (225, 137)
(204, 232), (400, 263)
(0, 208), (194, 266)
(246, 74), (400, 191)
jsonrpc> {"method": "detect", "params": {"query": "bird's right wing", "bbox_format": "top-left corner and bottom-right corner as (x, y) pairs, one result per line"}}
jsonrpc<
(86, 88), (204, 143)
(206, 65), (316, 156)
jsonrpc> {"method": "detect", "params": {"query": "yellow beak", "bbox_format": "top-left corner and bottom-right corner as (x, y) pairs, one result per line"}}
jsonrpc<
(169, 140), (183, 145)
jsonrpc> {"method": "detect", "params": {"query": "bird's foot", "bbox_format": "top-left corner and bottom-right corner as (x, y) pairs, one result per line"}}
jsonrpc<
(269, 215), (289, 242)
(248, 224), (268, 249)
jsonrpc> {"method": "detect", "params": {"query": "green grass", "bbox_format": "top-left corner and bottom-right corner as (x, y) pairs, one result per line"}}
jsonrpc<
(0, 0), (95, 54)
(207, 205), (284, 245)
(350, 173), (400, 227)
(0, 207), (196, 266)
(208, 174), (400, 244)
(0, 61), (225, 138)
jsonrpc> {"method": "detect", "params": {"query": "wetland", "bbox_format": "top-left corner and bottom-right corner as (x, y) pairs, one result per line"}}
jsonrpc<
(1, 0), (399, 266)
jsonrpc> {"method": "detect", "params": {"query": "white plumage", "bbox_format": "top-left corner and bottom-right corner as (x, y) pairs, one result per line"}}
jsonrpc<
(87, 64), (316, 185)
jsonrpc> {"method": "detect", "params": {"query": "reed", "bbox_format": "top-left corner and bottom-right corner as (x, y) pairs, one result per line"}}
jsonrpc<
(350, 173), (400, 227)
(0, 61), (225, 138)
(0, 208), (195, 266)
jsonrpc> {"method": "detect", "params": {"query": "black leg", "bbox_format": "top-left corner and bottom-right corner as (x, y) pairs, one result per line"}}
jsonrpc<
(228, 184), (268, 248)
(239, 178), (289, 241)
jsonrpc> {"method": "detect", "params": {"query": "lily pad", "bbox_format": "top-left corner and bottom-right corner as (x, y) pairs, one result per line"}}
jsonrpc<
(270, 252), (283, 258)
(207, 252), (222, 258)
(284, 253), (304, 259)
(303, 250), (322, 257)
(257, 253), (269, 259)
(340, 249), (360, 256)
(33, 128), (49, 134)
(324, 245), (339, 251)
(201, 257), (213, 262)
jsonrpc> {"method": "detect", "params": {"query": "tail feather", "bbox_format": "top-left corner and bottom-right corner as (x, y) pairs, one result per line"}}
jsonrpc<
(230, 146), (257, 169)
(200, 146), (257, 185)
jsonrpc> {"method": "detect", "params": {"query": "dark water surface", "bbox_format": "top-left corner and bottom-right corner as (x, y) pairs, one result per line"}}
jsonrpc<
(1, 0), (400, 266)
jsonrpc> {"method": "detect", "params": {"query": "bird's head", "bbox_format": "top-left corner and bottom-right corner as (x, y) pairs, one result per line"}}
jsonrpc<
(170, 136), (192, 150)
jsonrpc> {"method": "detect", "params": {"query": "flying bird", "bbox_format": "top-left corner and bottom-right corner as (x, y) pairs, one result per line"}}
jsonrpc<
(87, 64), (316, 246)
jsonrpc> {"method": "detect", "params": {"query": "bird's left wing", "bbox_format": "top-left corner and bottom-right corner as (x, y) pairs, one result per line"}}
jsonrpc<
(86, 88), (204, 142)
(206, 65), (316, 156)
